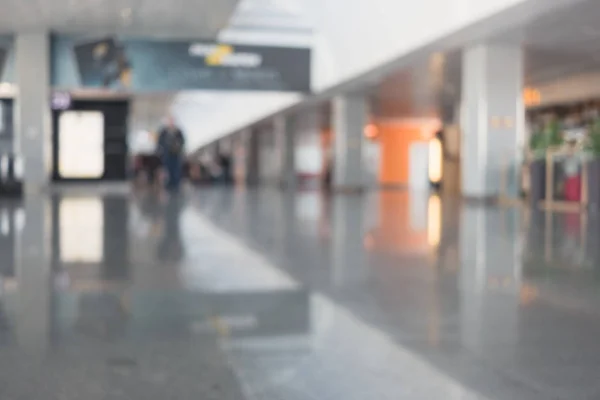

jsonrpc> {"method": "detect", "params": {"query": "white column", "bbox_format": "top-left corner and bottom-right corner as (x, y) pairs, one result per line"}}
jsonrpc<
(332, 94), (368, 191)
(257, 124), (280, 186)
(15, 32), (50, 191)
(461, 44), (524, 198)
(245, 129), (260, 186)
(275, 115), (297, 190)
(295, 110), (324, 188)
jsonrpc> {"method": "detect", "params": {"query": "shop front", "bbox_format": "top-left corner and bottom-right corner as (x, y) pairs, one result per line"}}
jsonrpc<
(524, 97), (600, 212)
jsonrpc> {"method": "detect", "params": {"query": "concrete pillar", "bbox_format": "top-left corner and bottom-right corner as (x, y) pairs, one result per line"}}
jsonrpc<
(245, 129), (260, 186)
(232, 132), (246, 185)
(460, 46), (525, 351)
(256, 125), (280, 186)
(294, 110), (324, 189)
(461, 44), (525, 199)
(275, 115), (297, 190)
(332, 94), (368, 191)
(14, 33), (50, 191)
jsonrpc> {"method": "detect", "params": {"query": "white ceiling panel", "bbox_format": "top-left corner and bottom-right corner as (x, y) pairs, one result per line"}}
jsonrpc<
(493, 0), (600, 84)
(0, 0), (240, 38)
(227, 0), (312, 31)
(218, 0), (313, 46)
(371, 0), (600, 118)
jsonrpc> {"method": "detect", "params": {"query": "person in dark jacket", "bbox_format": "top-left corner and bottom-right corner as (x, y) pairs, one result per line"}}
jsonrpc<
(157, 116), (185, 192)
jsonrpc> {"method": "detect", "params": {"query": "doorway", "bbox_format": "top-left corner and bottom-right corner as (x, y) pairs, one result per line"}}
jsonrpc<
(52, 100), (129, 182)
(0, 99), (14, 154)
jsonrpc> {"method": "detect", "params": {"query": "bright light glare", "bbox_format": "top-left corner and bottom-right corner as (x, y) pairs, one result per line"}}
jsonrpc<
(427, 195), (442, 248)
(58, 111), (105, 179)
(428, 138), (443, 183)
(60, 198), (104, 263)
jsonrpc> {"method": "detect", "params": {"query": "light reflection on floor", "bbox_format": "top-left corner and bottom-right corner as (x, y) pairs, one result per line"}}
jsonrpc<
(0, 187), (598, 399)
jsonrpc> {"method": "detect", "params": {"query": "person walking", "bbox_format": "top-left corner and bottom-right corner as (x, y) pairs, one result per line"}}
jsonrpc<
(157, 116), (185, 192)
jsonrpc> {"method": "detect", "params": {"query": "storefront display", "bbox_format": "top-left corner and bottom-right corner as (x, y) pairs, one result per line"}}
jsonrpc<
(525, 99), (600, 210)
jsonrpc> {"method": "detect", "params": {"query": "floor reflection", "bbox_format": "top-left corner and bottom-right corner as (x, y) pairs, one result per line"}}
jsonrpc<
(0, 190), (309, 399)
(192, 188), (600, 400)
(1, 187), (600, 399)
(156, 194), (185, 262)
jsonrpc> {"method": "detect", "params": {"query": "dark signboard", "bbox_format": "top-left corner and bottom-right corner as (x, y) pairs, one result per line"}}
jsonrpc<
(52, 35), (311, 93)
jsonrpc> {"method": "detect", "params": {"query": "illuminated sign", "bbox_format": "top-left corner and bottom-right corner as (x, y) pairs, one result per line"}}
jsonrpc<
(428, 137), (443, 184)
(188, 44), (263, 68)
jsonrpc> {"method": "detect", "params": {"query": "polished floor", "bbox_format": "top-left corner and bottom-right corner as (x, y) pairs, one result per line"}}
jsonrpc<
(1, 186), (600, 399)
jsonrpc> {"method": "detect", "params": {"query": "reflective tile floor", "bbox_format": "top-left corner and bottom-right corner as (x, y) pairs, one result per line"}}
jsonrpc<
(1, 185), (600, 399)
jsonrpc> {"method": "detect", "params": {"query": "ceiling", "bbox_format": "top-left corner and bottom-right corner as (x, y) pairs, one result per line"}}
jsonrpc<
(499, 0), (600, 84)
(218, 0), (313, 46)
(0, 0), (239, 37)
(370, 0), (600, 119)
(226, 0), (312, 32)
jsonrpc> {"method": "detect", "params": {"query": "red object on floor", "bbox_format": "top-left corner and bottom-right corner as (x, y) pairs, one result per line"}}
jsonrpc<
(564, 175), (581, 202)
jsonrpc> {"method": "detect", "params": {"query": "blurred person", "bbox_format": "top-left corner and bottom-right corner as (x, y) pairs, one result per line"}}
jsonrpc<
(157, 116), (185, 192)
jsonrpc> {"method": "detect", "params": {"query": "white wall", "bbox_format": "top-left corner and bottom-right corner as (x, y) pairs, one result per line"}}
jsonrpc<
(257, 125), (282, 184)
(170, 91), (301, 151)
(309, 0), (528, 92)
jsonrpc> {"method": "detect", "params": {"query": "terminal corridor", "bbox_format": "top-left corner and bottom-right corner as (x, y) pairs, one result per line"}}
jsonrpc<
(0, 187), (599, 399)
(1, 0), (600, 398)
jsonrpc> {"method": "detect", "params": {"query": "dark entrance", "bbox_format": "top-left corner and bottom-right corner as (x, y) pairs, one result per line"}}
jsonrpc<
(0, 98), (14, 154)
(52, 99), (129, 182)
